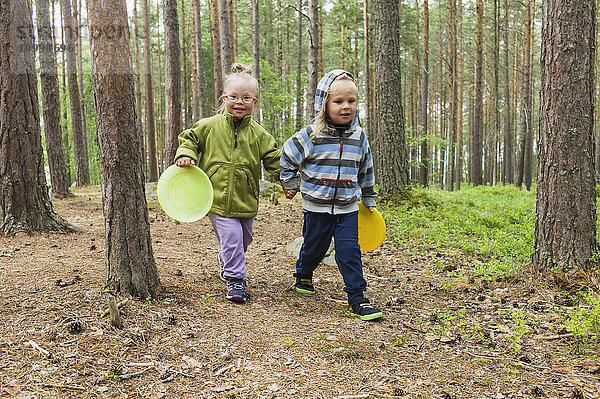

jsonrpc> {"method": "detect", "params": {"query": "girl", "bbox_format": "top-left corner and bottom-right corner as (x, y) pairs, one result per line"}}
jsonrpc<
(175, 64), (281, 303)
(280, 70), (382, 321)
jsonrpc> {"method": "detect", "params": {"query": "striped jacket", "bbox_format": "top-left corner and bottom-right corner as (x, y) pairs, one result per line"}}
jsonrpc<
(280, 69), (376, 214)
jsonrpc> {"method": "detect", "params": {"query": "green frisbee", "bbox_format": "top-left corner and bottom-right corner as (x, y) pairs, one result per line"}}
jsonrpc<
(357, 202), (386, 252)
(157, 165), (214, 222)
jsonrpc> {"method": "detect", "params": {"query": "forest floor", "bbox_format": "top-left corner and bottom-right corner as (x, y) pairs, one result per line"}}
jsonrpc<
(1, 185), (599, 399)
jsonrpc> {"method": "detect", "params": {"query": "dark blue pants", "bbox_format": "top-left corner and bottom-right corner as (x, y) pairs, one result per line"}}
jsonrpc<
(296, 211), (367, 303)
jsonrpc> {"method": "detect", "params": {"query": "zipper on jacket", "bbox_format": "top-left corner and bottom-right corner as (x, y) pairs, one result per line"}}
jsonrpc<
(331, 134), (344, 213)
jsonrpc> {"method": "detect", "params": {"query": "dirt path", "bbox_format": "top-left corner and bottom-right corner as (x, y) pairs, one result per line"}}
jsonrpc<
(0, 186), (598, 398)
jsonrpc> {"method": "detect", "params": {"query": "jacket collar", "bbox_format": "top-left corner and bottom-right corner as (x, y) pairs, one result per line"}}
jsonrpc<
(224, 111), (252, 130)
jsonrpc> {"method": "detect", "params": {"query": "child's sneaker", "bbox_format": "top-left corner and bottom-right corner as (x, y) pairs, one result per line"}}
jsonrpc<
(226, 279), (248, 303)
(349, 298), (383, 321)
(217, 254), (226, 282)
(293, 273), (314, 295)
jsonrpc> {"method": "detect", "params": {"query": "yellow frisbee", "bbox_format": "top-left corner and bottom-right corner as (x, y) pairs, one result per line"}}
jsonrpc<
(157, 165), (214, 222)
(357, 202), (386, 252)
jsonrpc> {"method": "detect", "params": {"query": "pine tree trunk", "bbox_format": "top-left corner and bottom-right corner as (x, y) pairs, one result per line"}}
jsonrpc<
(523, 0), (535, 190)
(418, 0), (429, 187)
(455, 0), (464, 189)
(373, 0), (409, 193)
(210, 0), (223, 101)
(218, 0), (233, 77)
(193, 0), (206, 119)
(471, 0), (484, 186)
(305, 0), (319, 119)
(73, 0), (89, 175)
(362, 0), (371, 141)
(515, 0), (532, 189)
(61, 0), (89, 186)
(143, 0), (158, 181)
(0, 0), (73, 235)
(446, 0), (457, 191)
(295, 0), (304, 131)
(181, 0), (190, 128)
(491, 0), (500, 186)
(85, 0), (163, 298)
(502, 0), (512, 184)
(533, 0), (597, 278)
(164, 0), (182, 164)
(133, 0), (144, 163)
(36, 0), (72, 199)
(252, 0), (260, 89)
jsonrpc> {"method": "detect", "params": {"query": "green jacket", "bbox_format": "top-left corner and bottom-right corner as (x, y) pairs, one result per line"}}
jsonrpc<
(174, 112), (281, 218)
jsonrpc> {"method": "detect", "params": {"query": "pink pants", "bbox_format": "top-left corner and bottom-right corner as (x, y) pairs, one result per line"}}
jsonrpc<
(208, 213), (254, 280)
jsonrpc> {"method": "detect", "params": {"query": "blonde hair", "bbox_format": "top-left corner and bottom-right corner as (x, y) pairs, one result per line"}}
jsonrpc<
(310, 73), (358, 140)
(217, 63), (260, 118)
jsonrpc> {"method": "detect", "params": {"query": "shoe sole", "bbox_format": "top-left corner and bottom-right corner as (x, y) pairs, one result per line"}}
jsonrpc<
(226, 295), (248, 303)
(294, 287), (315, 295)
(349, 311), (383, 321)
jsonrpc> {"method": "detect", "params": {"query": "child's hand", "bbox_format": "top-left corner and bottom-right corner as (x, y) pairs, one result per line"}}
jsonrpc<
(284, 189), (298, 199)
(175, 156), (195, 167)
(368, 206), (375, 212)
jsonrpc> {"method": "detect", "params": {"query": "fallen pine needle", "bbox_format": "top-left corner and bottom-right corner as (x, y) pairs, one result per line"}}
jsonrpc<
(119, 366), (154, 380)
(43, 383), (85, 391)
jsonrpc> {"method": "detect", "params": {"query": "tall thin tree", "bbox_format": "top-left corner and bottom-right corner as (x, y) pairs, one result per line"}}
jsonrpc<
(61, 0), (89, 186)
(143, 0), (158, 181)
(164, 0), (182, 163)
(305, 0), (319, 118)
(36, 0), (72, 198)
(418, 0), (429, 187)
(193, 0), (206, 119)
(502, 0), (512, 184)
(471, 0), (484, 186)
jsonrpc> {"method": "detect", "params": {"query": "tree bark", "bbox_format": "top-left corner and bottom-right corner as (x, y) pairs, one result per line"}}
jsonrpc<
(164, 0), (182, 164)
(295, 0), (304, 131)
(210, 0), (223, 101)
(85, 0), (163, 298)
(72, 0), (89, 172)
(471, 0), (484, 186)
(418, 0), (429, 187)
(502, 0), (512, 184)
(305, 0), (319, 119)
(193, 0), (206, 119)
(217, 0), (233, 78)
(61, 0), (89, 186)
(372, 0), (409, 193)
(252, 0), (260, 90)
(133, 0), (144, 165)
(446, 0), (457, 191)
(0, 0), (73, 235)
(36, 0), (73, 199)
(181, 0), (190, 128)
(455, 0), (464, 189)
(142, 0), (158, 181)
(533, 0), (597, 279)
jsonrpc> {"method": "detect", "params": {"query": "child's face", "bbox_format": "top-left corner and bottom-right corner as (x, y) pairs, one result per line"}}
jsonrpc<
(326, 79), (358, 126)
(223, 77), (257, 120)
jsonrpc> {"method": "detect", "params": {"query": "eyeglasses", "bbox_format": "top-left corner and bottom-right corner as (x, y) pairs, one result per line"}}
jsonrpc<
(223, 95), (256, 104)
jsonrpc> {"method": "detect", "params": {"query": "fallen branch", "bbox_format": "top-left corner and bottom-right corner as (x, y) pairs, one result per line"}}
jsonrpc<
(28, 340), (51, 358)
(119, 366), (154, 380)
(534, 333), (575, 341)
(43, 383), (85, 391)
(99, 298), (129, 318)
(401, 321), (426, 333)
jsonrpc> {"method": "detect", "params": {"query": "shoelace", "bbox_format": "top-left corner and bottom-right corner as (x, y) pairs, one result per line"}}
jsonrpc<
(229, 282), (246, 292)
